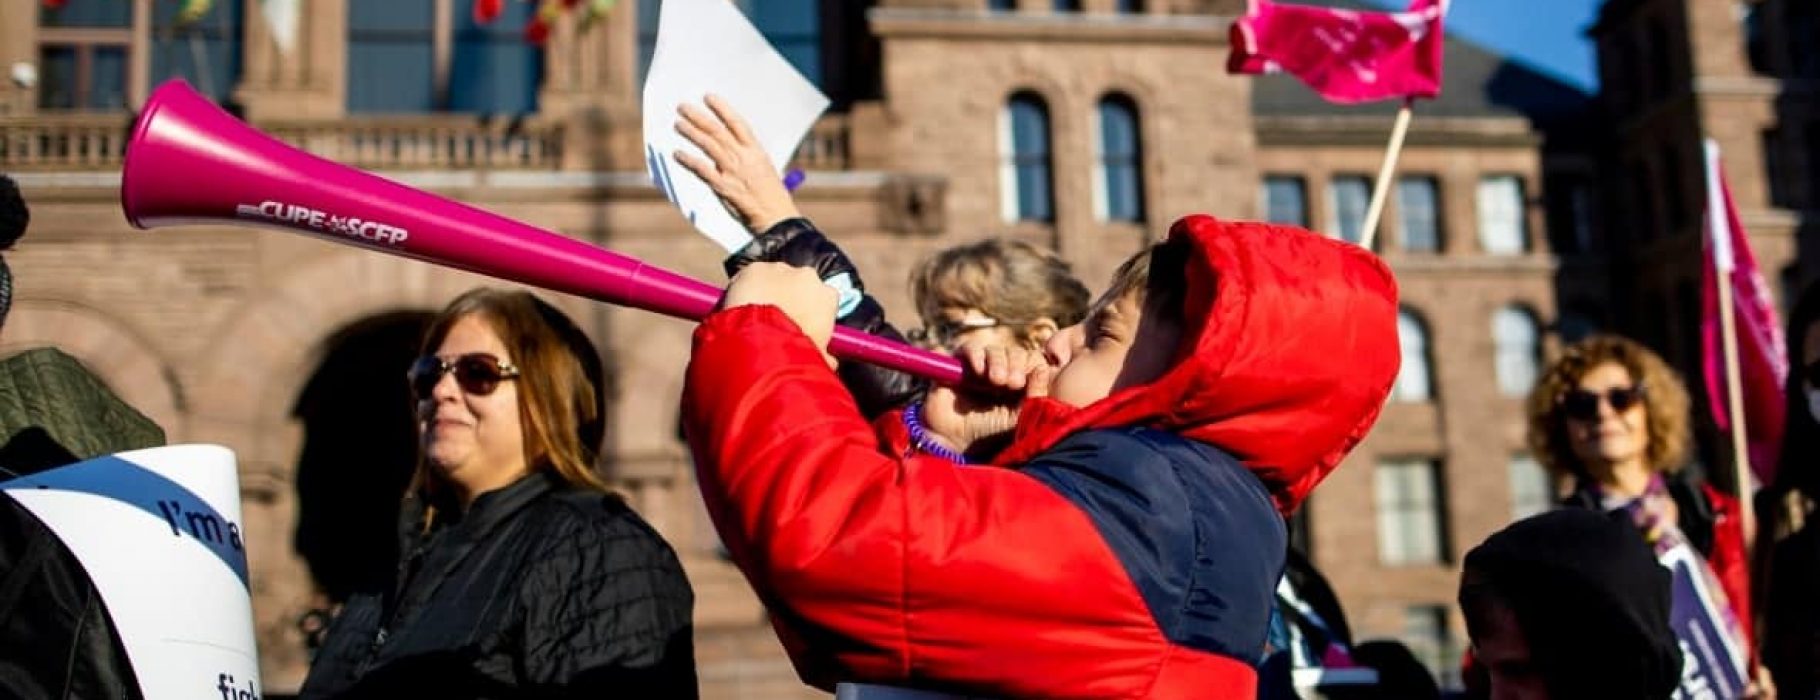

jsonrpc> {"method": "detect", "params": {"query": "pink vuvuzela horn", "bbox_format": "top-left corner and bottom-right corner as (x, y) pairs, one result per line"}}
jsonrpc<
(121, 79), (963, 386)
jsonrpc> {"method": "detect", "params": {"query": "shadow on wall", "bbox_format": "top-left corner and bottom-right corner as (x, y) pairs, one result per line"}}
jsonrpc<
(291, 311), (435, 605)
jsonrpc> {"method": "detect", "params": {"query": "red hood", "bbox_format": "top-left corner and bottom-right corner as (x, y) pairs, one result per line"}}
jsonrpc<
(994, 215), (1400, 514)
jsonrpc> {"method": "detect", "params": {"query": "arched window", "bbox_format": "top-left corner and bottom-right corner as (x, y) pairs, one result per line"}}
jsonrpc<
(1095, 94), (1146, 223)
(1001, 93), (1055, 223)
(1394, 308), (1434, 402)
(1493, 305), (1541, 397)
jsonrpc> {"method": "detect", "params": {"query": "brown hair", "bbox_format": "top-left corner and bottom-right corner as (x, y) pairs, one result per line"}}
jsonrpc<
(410, 288), (611, 513)
(910, 239), (1090, 343)
(1525, 334), (1691, 479)
(1099, 236), (1191, 325)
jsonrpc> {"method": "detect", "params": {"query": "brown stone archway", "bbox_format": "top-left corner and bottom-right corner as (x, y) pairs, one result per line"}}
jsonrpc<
(0, 299), (185, 438)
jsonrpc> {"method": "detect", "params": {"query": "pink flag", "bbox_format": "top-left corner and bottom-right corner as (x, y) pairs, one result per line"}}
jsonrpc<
(1701, 140), (1787, 485)
(1228, 0), (1447, 104)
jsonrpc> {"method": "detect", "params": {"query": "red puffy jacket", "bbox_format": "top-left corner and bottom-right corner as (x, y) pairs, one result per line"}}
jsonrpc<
(682, 216), (1400, 698)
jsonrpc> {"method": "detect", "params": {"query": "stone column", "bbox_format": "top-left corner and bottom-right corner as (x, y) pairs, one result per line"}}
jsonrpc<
(0, 1), (38, 114)
(235, 0), (346, 121)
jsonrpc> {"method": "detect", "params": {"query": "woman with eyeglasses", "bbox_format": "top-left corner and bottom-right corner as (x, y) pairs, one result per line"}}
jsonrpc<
(1525, 333), (1768, 697)
(299, 288), (697, 699)
(674, 96), (1090, 422)
(1756, 282), (1820, 699)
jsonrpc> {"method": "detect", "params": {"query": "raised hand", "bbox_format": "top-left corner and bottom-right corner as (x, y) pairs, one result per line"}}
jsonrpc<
(674, 94), (804, 235)
(722, 262), (838, 369)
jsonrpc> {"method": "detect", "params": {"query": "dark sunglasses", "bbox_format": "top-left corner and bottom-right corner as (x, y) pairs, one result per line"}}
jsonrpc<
(408, 353), (521, 399)
(1559, 384), (1646, 422)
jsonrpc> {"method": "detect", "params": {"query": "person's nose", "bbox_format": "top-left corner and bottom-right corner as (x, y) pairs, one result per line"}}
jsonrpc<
(429, 367), (463, 403)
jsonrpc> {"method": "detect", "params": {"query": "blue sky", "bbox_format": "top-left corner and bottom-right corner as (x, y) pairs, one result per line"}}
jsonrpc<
(1365, 0), (1605, 93)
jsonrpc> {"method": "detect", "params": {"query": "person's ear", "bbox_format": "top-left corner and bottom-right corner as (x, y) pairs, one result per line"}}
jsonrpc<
(1024, 318), (1060, 347)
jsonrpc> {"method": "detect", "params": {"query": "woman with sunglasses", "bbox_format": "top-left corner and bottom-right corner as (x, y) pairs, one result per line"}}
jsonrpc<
(1756, 282), (1820, 698)
(1525, 334), (1767, 695)
(299, 288), (697, 699)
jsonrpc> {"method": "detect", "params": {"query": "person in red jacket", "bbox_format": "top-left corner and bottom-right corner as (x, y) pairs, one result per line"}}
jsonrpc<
(682, 204), (1399, 697)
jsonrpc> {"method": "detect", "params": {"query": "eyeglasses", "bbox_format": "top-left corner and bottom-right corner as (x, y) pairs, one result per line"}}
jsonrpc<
(1559, 384), (1646, 422)
(408, 353), (521, 399)
(907, 317), (1001, 347)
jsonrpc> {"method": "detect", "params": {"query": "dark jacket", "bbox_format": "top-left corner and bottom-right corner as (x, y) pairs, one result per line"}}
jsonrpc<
(1758, 487), (1820, 699)
(299, 472), (696, 699)
(0, 347), (164, 699)
(723, 218), (924, 418)
(1561, 469), (1753, 643)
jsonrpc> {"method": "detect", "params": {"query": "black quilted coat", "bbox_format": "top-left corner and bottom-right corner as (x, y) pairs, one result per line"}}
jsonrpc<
(299, 472), (696, 699)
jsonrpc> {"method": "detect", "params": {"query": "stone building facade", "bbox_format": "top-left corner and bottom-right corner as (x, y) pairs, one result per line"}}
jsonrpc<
(1584, 0), (1818, 480)
(0, 0), (1622, 694)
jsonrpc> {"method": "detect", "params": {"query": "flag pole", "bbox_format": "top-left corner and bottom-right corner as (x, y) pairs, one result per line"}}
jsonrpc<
(1705, 139), (1758, 553)
(1358, 99), (1414, 251)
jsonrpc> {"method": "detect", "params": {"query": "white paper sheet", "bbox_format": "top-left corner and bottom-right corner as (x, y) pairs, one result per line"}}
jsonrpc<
(641, 0), (831, 253)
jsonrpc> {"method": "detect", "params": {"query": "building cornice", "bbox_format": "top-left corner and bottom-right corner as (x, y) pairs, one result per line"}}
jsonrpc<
(1379, 255), (1560, 276)
(868, 8), (1230, 45)
(1254, 115), (1541, 148)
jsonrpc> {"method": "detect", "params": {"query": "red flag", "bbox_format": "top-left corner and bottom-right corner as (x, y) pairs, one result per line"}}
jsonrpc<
(1228, 0), (1447, 104)
(1701, 139), (1787, 485)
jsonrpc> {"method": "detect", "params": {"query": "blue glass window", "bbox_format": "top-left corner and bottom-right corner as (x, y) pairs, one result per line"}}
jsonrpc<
(150, 0), (245, 105)
(1329, 175), (1373, 245)
(1096, 95), (1145, 222)
(1002, 93), (1054, 223)
(347, 0), (436, 112)
(450, 0), (542, 114)
(1262, 176), (1309, 227)
(1397, 176), (1441, 252)
(641, 0), (823, 89)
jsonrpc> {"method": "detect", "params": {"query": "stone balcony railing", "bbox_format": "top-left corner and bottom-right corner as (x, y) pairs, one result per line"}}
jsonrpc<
(0, 112), (133, 171)
(260, 114), (564, 171)
(0, 109), (856, 173)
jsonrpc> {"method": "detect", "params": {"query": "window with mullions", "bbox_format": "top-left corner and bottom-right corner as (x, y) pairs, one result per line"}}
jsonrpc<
(1375, 459), (1449, 566)
(1493, 305), (1540, 398)
(37, 0), (132, 110)
(1001, 93), (1055, 223)
(637, 0), (823, 88)
(1328, 175), (1372, 245)
(1397, 176), (1441, 253)
(1261, 176), (1309, 228)
(1477, 175), (1529, 254)
(1393, 309), (1435, 403)
(150, 0), (244, 104)
(346, 0), (542, 114)
(1094, 94), (1145, 223)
